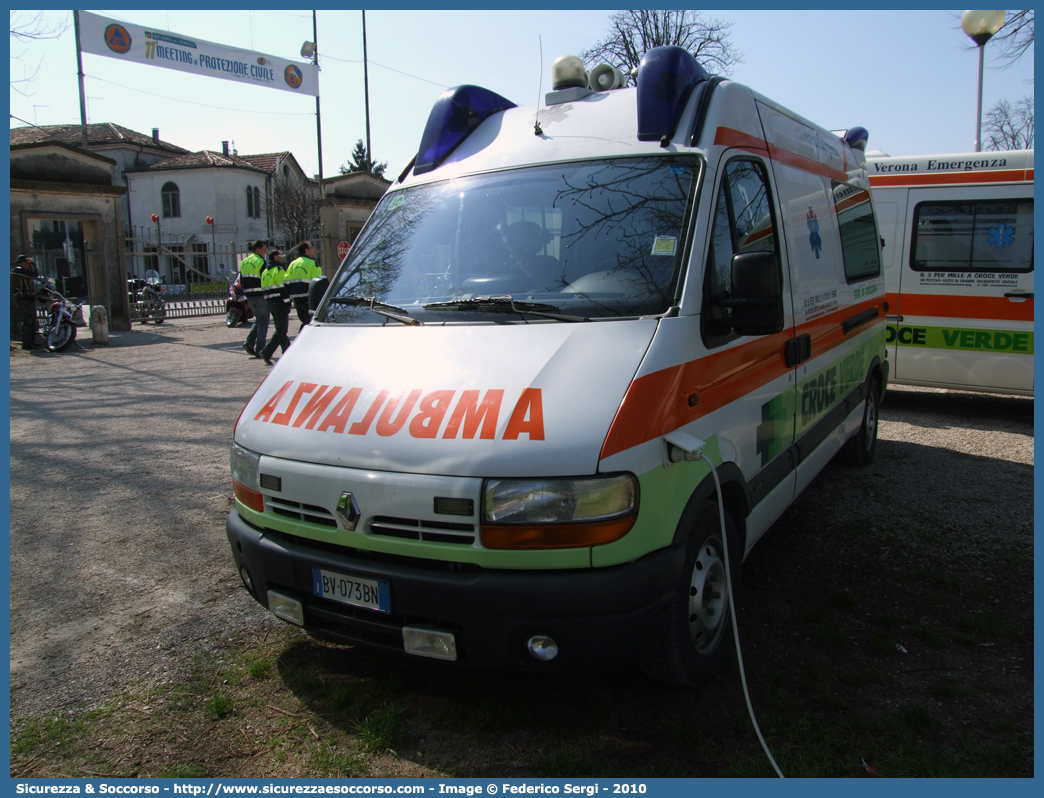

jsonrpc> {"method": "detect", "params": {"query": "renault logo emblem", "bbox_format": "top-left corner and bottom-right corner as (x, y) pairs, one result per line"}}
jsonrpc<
(336, 492), (361, 531)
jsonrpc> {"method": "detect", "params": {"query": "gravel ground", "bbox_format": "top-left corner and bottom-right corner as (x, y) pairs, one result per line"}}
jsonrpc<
(8, 317), (1034, 722)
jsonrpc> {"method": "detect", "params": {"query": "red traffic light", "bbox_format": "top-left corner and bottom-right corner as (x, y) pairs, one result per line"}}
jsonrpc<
(206, 216), (214, 225)
(151, 213), (159, 223)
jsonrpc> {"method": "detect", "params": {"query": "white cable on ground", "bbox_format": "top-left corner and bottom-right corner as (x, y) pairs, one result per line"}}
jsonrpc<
(700, 452), (785, 779)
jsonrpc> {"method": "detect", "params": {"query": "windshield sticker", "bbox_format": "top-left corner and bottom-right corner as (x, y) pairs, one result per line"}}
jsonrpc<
(252, 384), (545, 441)
(388, 195), (404, 210)
(668, 165), (686, 176)
(650, 236), (677, 256)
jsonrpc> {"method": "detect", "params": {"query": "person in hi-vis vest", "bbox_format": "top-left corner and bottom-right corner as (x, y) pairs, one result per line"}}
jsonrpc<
(239, 240), (269, 357)
(284, 241), (321, 331)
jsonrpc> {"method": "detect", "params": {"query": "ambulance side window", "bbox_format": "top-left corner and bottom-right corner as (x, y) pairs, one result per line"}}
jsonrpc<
(832, 182), (882, 282)
(702, 158), (779, 347)
(910, 199), (1034, 272)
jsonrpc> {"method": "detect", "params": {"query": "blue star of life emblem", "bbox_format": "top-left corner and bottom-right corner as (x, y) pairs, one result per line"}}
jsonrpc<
(987, 223), (1015, 249)
(807, 209), (822, 259)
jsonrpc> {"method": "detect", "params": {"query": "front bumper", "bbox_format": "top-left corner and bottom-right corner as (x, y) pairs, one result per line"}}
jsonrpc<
(227, 509), (685, 671)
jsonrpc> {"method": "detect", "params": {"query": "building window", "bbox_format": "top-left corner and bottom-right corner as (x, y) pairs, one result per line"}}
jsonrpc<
(246, 185), (262, 219)
(161, 182), (181, 218)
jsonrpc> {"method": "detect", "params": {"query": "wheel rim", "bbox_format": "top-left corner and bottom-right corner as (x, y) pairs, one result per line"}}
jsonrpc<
(688, 535), (728, 654)
(864, 393), (878, 452)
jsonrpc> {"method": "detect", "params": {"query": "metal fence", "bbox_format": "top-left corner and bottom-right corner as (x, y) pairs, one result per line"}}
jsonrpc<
(122, 227), (323, 323)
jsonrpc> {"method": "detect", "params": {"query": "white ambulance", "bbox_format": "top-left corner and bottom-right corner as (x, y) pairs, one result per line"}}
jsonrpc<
(228, 47), (888, 686)
(867, 150), (1033, 395)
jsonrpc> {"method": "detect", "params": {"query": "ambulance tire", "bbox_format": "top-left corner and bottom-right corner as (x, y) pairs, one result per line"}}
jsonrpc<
(839, 377), (879, 467)
(641, 501), (740, 687)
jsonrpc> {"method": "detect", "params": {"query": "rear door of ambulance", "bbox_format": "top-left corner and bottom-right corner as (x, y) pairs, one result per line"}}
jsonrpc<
(895, 172), (1034, 393)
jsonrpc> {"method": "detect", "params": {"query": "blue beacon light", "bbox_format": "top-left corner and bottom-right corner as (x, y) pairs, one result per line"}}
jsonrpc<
(843, 127), (869, 151)
(413, 85), (517, 175)
(636, 46), (710, 144)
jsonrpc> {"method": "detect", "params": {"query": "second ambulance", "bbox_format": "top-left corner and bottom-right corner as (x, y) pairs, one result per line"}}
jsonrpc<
(228, 48), (888, 686)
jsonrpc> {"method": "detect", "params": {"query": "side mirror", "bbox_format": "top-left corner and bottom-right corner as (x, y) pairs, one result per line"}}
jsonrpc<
(308, 276), (329, 312)
(711, 251), (784, 337)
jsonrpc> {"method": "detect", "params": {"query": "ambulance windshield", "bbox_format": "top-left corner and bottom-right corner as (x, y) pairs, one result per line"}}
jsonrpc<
(318, 157), (700, 324)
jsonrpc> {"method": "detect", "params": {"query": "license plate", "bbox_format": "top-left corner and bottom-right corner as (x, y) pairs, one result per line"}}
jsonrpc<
(311, 567), (390, 613)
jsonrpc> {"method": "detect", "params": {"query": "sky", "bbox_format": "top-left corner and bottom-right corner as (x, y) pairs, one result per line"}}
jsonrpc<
(9, 9), (1036, 182)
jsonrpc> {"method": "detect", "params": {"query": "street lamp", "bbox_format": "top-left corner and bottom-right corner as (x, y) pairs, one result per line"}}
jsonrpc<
(961, 10), (1006, 152)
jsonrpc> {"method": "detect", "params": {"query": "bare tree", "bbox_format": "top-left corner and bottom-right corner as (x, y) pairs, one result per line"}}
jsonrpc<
(268, 179), (321, 247)
(580, 10), (742, 78)
(10, 11), (68, 96)
(991, 10), (1034, 68)
(984, 96), (1034, 150)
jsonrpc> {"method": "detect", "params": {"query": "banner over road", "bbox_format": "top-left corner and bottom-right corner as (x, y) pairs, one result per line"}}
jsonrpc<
(78, 11), (319, 97)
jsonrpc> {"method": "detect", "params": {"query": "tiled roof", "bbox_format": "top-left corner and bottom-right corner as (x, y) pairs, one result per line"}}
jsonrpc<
(130, 150), (270, 174)
(238, 152), (289, 173)
(9, 122), (188, 154)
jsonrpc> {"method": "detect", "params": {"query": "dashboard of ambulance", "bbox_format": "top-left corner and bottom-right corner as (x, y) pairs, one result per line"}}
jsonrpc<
(314, 157), (703, 326)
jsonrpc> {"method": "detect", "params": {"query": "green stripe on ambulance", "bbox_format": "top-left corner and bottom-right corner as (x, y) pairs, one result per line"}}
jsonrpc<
(887, 324), (1032, 354)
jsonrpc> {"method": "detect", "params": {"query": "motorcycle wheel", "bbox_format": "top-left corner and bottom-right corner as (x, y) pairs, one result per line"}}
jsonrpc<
(226, 308), (243, 328)
(153, 304), (166, 324)
(46, 322), (76, 353)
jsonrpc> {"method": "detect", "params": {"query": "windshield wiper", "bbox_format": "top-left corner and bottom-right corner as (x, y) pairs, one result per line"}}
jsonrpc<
(423, 296), (586, 323)
(328, 295), (422, 326)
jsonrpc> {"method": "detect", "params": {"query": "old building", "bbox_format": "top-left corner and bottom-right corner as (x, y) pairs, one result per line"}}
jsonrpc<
(318, 171), (391, 275)
(124, 146), (315, 281)
(9, 123), (188, 232)
(10, 142), (131, 330)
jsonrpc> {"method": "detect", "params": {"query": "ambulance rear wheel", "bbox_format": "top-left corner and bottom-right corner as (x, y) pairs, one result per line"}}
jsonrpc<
(840, 377), (879, 467)
(641, 501), (740, 687)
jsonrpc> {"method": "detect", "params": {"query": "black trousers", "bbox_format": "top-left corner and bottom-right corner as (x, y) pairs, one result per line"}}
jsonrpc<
(260, 300), (291, 360)
(292, 295), (310, 328)
(14, 298), (37, 347)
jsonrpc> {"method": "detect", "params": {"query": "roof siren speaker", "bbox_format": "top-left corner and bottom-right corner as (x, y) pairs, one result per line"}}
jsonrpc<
(588, 63), (626, 92)
(552, 55), (588, 90)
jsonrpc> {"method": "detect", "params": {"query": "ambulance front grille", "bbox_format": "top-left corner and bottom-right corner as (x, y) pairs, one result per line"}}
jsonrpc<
(267, 497), (338, 528)
(370, 516), (476, 545)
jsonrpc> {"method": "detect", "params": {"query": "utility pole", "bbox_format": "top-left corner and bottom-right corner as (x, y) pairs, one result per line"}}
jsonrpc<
(362, 10), (372, 173)
(313, 10), (324, 198)
(73, 10), (89, 150)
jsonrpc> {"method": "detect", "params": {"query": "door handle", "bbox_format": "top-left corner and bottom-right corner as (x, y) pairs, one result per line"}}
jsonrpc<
(784, 334), (811, 367)
(1004, 292), (1033, 300)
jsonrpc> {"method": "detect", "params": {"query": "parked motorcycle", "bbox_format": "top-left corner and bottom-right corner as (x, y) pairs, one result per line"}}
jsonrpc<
(128, 269), (167, 324)
(37, 280), (85, 353)
(225, 273), (254, 328)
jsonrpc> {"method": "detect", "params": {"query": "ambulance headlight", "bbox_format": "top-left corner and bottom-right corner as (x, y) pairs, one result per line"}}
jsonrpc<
(231, 443), (264, 513)
(481, 475), (638, 550)
(230, 443), (260, 490)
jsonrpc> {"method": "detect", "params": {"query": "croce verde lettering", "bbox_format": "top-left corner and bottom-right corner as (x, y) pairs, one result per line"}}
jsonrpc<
(887, 324), (1032, 354)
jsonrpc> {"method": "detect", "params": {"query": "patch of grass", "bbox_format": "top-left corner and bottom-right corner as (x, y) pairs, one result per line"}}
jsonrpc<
(309, 744), (366, 776)
(914, 623), (947, 648)
(206, 694), (234, 719)
(247, 659), (272, 679)
(355, 702), (408, 752)
(534, 748), (604, 778)
(157, 763), (206, 778)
